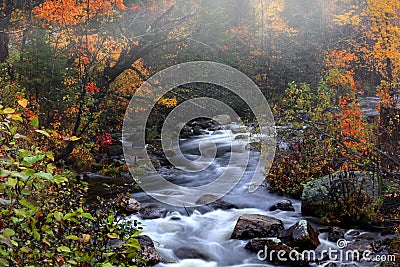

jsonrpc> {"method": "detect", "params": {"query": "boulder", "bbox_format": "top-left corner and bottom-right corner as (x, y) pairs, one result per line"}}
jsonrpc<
(195, 194), (237, 210)
(269, 199), (295, 212)
(301, 171), (380, 218)
(231, 214), (284, 240)
(135, 235), (162, 266)
(81, 173), (137, 201)
(126, 198), (141, 213)
(245, 238), (308, 266)
(279, 220), (320, 251)
(81, 172), (134, 185)
(212, 114), (231, 125)
(234, 134), (248, 140)
(174, 247), (209, 260)
(138, 205), (167, 219)
(327, 226), (346, 243)
(245, 142), (260, 151)
(230, 125), (247, 134)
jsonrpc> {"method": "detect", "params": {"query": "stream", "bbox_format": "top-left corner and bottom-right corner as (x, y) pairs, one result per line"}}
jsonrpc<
(125, 125), (388, 267)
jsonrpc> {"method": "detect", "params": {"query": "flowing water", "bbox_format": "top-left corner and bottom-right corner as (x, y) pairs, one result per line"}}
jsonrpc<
(126, 126), (387, 267)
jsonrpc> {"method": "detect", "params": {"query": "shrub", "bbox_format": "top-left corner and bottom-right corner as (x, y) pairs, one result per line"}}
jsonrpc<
(0, 104), (145, 266)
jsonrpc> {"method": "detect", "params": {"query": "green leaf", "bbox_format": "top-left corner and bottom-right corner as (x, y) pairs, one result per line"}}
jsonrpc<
(23, 169), (35, 177)
(3, 108), (15, 114)
(3, 229), (15, 237)
(35, 129), (50, 137)
(21, 156), (38, 167)
(53, 175), (68, 184)
(57, 246), (71, 253)
(6, 178), (17, 187)
(33, 230), (40, 241)
(0, 169), (11, 177)
(34, 171), (53, 180)
(66, 235), (79, 241)
(20, 246), (30, 253)
(107, 215), (114, 224)
(101, 263), (113, 267)
(10, 240), (18, 247)
(54, 211), (63, 220)
(46, 163), (56, 174)
(81, 213), (94, 220)
(31, 117), (39, 128)
(45, 151), (54, 161)
(18, 198), (36, 209)
(21, 188), (31, 196)
(63, 213), (74, 220)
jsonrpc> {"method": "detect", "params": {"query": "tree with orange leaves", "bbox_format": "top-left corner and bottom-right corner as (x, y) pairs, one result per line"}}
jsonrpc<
(32, 0), (197, 160)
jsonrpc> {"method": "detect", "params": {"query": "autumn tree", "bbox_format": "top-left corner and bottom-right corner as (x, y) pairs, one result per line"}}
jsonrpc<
(31, 0), (197, 160)
(331, 0), (400, 105)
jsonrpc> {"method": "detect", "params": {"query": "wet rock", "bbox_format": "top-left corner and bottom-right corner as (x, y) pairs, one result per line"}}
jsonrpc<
(301, 171), (380, 218)
(245, 142), (260, 151)
(279, 220), (320, 251)
(135, 235), (162, 266)
(192, 126), (208, 135)
(230, 125), (247, 134)
(81, 172), (134, 185)
(269, 199), (295, 212)
(245, 238), (308, 266)
(136, 235), (155, 247)
(234, 134), (248, 140)
(126, 198), (141, 213)
(81, 173), (137, 201)
(139, 205), (167, 219)
(174, 247), (209, 260)
(212, 114), (231, 125)
(195, 194), (237, 210)
(327, 226), (346, 242)
(191, 119), (212, 130)
(231, 214), (284, 240)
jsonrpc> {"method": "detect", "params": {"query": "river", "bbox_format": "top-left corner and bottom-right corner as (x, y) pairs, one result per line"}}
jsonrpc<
(125, 125), (388, 267)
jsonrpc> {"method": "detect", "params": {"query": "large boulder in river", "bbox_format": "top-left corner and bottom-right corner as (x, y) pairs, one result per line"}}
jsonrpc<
(82, 172), (134, 185)
(269, 199), (295, 212)
(212, 114), (231, 125)
(279, 220), (320, 251)
(231, 214), (284, 240)
(245, 238), (308, 266)
(174, 247), (209, 260)
(195, 194), (237, 210)
(138, 205), (167, 219)
(135, 235), (162, 266)
(301, 171), (380, 218)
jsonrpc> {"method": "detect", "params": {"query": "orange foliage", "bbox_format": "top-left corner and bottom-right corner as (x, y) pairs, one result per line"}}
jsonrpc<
(33, 0), (126, 26)
(335, 95), (370, 158)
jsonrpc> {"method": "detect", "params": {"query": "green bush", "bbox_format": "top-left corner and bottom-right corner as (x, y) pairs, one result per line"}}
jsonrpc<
(0, 105), (145, 266)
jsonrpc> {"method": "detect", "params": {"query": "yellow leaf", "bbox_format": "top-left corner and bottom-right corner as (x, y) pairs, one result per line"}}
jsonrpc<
(107, 233), (118, 239)
(18, 99), (29, 108)
(3, 108), (15, 114)
(70, 136), (81, 141)
(81, 234), (91, 243)
(10, 114), (23, 122)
